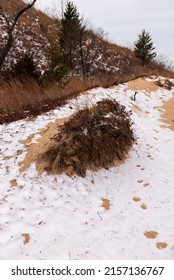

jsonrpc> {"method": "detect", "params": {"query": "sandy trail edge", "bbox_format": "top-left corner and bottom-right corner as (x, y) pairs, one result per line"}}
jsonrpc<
(127, 78), (159, 92)
(127, 78), (174, 131)
(19, 118), (68, 174)
(160, 95), (174, 130)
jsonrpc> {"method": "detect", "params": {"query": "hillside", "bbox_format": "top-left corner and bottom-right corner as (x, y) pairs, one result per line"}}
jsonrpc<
(0, 0), (137, 76)
(0, 76), (174, 259)
(1, 0), (174, 126)
(0, 0), (56, 73)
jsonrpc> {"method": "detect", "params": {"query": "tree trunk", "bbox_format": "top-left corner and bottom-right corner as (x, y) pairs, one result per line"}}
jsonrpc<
(0, 33), (13, 70)
(80, 39), (85, 77)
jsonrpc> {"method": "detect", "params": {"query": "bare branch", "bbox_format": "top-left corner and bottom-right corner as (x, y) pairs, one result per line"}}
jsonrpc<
(12, 0), (37, 29)
(0, 0), (37, 71)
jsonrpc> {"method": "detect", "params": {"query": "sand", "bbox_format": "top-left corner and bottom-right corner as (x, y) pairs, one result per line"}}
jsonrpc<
(160, 94), (174, 131)
(127, 78), (159, 92)
(19, 118), (68, 174)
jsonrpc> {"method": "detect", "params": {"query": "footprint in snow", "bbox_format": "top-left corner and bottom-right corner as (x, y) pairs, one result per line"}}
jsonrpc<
(101, 198), (111, 210)
(132, 198), (148, 210)
(144, 231), (158, 239)
(144, 232), (168, 250)
(140, 203), (148, 210)
(137, 180), (144, 184)
(156, 242), (168, 250)
(132, 197), (141, 202)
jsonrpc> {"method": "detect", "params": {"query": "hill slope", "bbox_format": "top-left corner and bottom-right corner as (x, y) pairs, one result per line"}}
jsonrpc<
(0, 0), (137, 76)
(0, 0), (56, 73)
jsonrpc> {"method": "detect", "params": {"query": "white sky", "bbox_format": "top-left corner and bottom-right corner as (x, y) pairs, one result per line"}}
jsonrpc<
(35, 0), (174, 65)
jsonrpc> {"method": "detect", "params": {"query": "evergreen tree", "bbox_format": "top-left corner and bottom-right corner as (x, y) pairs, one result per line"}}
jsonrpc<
(59, 1), (85, 73)
(59, 1), (80, 69)
(46, 33), (69, 83)
(134, 29), (156, 66)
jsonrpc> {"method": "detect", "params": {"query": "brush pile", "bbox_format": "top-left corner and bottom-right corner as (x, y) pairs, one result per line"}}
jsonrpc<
(42, 99), (135, 177)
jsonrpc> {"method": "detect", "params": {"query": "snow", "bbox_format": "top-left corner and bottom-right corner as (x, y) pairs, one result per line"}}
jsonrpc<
(0, 14), (49, 74)
(0, 77), (174, 260)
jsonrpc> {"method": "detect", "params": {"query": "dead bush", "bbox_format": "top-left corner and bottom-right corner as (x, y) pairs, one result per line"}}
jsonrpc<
(155, 78), (174, 90)
(6, 53), (40, 81)
(41, 99), (135, 177)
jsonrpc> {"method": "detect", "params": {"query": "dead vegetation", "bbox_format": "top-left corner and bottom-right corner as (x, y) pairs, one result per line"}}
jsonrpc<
(1, 63), (174, 125)
(155, 78), (174, 90)
(41, 99), (135, 177)
(0, 72), (140, 124)
(1, 61), (174, 125)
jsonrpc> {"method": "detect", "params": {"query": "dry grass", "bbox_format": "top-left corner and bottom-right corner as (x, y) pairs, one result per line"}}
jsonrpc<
(0, 62), (173, 124)
(0, 72), (139, 123)
(0, 77), (84, 123)
(41, 99), (135, 177)
(0, 75), (120, 123)
(0, 78), (50, 123)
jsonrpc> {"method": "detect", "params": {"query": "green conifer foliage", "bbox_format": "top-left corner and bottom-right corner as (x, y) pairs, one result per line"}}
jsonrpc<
(134, 29), (156, 66)
(59, 1), (83, 71)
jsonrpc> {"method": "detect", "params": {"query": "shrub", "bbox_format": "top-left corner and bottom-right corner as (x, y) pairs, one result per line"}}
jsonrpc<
(155, 78), (174, 90)
(11, 53), (39, 80)
(43, 59), (69, 85)
(41, 99), (135, 177)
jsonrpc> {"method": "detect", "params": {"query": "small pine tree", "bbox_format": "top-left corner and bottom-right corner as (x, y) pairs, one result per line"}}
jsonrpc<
(59, 1), (84, 72)
(46, 33), (69, 83)
(134, 29), (156, 66)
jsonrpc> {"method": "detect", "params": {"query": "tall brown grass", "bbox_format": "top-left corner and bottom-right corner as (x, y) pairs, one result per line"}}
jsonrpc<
(1, 63), (174, 124)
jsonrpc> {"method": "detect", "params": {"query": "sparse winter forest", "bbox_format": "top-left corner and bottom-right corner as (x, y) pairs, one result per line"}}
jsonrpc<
(0, 0), (174, 261)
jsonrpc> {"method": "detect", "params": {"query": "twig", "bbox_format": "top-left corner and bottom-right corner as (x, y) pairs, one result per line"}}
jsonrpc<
(97, 211), (103, 221)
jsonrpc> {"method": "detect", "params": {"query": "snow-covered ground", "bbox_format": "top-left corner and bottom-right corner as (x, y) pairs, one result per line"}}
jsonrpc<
(0, 77), (174, 260)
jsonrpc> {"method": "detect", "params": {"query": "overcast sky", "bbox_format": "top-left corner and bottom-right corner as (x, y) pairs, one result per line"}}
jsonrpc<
(35, 0), (174, 65)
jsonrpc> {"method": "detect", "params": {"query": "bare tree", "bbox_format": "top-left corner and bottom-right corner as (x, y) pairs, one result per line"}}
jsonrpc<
(0, 0), (37, 71)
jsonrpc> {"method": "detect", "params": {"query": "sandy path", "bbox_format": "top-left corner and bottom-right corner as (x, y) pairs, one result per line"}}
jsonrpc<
(127, 77), (174, 131)
(127, 77), (159, 92)
(160, 94), (174, 130)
